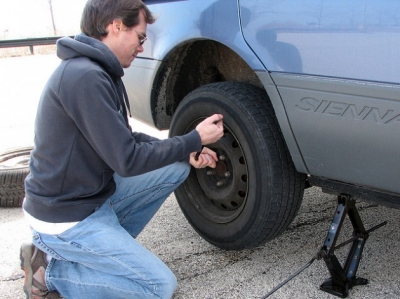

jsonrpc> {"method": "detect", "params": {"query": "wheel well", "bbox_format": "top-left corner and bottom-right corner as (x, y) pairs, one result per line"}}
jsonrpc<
(151, 40), (263, 129)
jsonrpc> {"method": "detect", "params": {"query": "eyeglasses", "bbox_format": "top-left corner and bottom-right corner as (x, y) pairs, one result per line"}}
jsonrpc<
(132, 28), (147, 46)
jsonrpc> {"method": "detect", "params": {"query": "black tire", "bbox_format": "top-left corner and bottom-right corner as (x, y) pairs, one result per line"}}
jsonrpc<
(0, 146), (32, 207)
(169, 82), (306, 250)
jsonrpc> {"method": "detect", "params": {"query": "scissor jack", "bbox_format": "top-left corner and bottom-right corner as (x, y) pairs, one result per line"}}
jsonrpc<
(262, 194), (387, 298)
(318, 194), (387, 297)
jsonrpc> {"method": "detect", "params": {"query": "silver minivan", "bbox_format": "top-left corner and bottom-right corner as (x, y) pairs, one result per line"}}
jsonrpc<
(124, 0), (400, 253)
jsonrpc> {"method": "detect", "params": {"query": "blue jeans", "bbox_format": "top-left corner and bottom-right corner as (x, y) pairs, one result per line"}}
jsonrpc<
(31, 162), (190, 299)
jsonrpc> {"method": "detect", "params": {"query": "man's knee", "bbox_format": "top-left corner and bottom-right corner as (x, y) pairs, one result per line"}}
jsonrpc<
(158, 272), (177, 299)
(176, 161), (191, 180)
(165, 162), (191, 185)
(146, 265), (177, 299)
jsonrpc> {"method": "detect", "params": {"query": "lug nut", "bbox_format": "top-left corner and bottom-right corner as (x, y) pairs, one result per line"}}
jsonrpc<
(224, 171), (231, 178)
(207, 170), (216, 176)
(216, 180), (226, 187)
(219, 155), (226, 161)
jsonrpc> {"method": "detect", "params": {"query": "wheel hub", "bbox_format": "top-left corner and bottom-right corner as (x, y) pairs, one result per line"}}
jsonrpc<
(196, 128), (248, 212)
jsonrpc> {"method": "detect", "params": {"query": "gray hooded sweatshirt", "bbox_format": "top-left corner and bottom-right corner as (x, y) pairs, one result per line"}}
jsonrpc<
(24, 34), (201, 223)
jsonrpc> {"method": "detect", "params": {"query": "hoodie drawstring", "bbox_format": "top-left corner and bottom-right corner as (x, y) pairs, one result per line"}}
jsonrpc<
(121, 81), (132, 118)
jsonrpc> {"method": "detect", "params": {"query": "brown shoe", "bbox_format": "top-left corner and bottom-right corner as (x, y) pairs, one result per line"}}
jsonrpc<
(20, 243), (62, 299)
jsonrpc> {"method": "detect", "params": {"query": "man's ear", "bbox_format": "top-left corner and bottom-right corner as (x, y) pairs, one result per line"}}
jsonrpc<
(110, 19), (123, 34)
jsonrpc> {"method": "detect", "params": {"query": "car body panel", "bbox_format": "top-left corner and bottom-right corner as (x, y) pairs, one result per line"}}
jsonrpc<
(138, 0), (265, 70)
(240, 0), (400, 82)
(239, 0), (400, 194)
(124, 58), (161, 127)
(125, 0), (267, 126)
(271, 73), (400, 194)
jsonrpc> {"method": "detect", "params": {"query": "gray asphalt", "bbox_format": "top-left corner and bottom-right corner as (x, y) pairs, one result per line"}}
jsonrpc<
(0, 54), (399, 299)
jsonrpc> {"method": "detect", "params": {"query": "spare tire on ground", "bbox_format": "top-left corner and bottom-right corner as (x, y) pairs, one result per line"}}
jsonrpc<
(0, 146), (32, 207)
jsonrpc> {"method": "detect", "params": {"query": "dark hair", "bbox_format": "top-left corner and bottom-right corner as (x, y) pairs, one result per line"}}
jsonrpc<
(81, 0), (155, 40)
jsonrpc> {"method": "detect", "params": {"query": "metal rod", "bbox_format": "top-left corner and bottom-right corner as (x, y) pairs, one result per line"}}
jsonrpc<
(260, 257), (316, 299)
(333, 221), (387, 252)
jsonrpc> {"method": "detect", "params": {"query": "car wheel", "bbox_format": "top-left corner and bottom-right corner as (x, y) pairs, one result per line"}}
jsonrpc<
(169, 82), (306, 250)
(0, 146), (32, 207)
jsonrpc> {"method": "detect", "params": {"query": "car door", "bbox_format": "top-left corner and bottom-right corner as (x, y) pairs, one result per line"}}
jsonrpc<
(240, 0), (400, 194)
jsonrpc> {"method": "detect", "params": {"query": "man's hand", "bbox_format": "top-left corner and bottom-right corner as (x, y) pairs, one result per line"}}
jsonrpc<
(189, 147), (218, 169)
(196, 114), (224, 145)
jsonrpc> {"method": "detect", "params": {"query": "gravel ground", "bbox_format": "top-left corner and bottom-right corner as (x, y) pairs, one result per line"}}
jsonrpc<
(0, 54), (399, 299)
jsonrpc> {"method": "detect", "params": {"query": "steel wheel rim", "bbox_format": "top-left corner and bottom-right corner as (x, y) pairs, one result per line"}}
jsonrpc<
(185, 118), (249, 223)
(0, 155), (30, 170)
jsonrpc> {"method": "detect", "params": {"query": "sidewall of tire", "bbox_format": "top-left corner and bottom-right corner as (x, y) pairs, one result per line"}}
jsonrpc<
(0, 147), (32, 207)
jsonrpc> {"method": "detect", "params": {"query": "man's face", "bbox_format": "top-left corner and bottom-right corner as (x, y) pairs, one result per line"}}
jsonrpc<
(106, 9), (148, 68)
